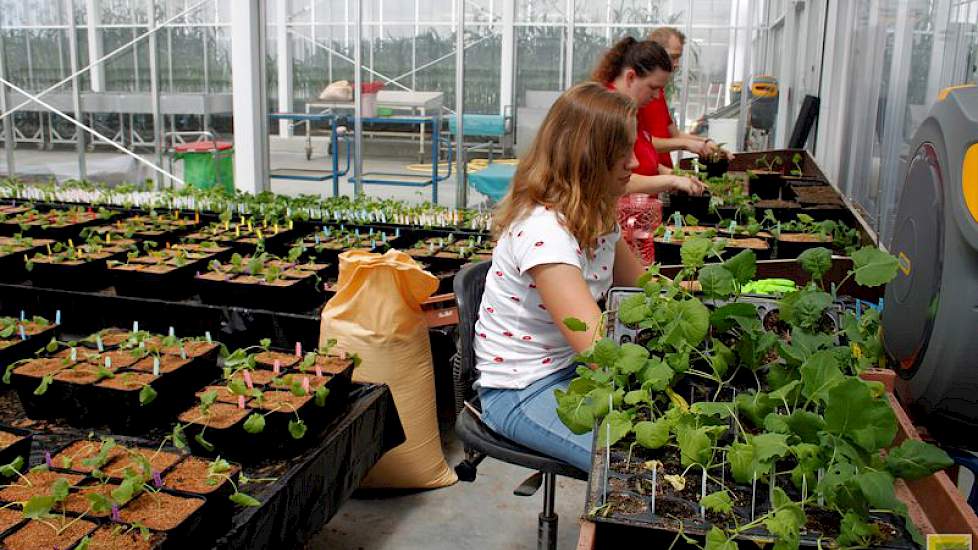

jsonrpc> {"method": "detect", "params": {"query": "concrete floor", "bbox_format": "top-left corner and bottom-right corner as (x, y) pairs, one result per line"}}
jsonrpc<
(308, 429), (589, 550)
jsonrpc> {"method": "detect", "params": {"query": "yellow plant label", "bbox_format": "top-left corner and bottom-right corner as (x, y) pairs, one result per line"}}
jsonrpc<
(927, 534), (972, 550)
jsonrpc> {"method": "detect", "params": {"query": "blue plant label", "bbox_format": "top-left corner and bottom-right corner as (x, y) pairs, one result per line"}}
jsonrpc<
(663, 229), (673, 243)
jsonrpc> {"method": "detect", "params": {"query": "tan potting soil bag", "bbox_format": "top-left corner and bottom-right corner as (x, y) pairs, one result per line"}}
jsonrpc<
(319, 249), (457, 489)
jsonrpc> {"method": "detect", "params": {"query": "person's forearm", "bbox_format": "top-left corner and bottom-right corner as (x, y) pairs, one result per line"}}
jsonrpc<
(650, 136), (694, 153)
(625, 173), (675, 195)
(613, 239), (646, 287)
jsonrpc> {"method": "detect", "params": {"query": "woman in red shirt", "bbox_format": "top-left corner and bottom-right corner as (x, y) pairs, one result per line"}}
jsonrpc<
(592, 37), (704, 262)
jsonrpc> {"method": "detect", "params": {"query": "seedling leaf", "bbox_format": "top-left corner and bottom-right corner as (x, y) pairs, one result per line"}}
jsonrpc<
(230, 492), (261, 507)
(288, 419), (307, 440)
(243, 413), (266, 434)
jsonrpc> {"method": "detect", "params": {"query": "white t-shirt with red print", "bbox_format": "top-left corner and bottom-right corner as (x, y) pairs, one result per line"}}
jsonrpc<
(475, 205), (620, 390)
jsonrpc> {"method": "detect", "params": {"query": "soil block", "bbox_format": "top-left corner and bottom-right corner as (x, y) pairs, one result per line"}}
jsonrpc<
(10, 357), (73, 419)
(59, 481), (120, 518)
(118, 491), (208, 549)
(86, 524), (167, 550)
(163, 455), (239, 531)
(0, 322), (58, 374)
(0, 470), (85, 502)
(253, 351), (300, 370)
(50, 439), (128, 473)
(0, 508), (22, 536)
(0, 425), (32, 471)
(2, 517), (97, 550)
(177, 402), (250, 456)
(774, 232), (834, 259)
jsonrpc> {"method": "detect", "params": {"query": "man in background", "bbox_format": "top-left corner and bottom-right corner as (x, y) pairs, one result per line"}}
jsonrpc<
(645, 26), (733, 168)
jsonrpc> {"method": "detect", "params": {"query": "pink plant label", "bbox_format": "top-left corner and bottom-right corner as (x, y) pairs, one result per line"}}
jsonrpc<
(295, 342), (302, 357)
(315, 365), (323, 378)
(273, 360), (281, 375)
(302, 377), (310, 393)
(243, 370), (253, 389)
(238, 395), (246, 409)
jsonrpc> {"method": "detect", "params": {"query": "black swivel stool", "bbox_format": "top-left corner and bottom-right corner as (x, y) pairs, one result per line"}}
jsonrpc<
(452, 261), (587, 550)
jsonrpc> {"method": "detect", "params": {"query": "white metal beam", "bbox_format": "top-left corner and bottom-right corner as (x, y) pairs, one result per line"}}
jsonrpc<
(353, 0), (363, 197)
(147, 0), (162, 188)
(455, 0), (466, 208)
(277, 0), (293, 137)
(230, 0), (270, 194)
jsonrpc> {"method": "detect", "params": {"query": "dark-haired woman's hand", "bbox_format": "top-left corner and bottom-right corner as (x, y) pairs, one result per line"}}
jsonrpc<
(671, 175), (706, 196)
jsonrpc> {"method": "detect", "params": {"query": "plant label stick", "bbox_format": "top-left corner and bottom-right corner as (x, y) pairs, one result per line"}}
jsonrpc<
(168, 326), (175, 338)
(700, 466), (707, 518)
(273, 360), (281, 375)
(750, 472), (757, 521)
(295, 342), (302, 357)
(315, 364), (323, 378)
(238, 395), (246, 409)
(105, 356), (112, 369)
(18, 325), (25, 340)
(19, 310), (24, 321)
(70, 347), (77, 362)
(133, 320), (139, 333)
(96, 335), (104, 352)
(243, 370), (253, 389)
(302, 377), (311, 393)
(55, 310), (61, 325)
(205, 331), (212, 343)
(650, 462), (657, 516)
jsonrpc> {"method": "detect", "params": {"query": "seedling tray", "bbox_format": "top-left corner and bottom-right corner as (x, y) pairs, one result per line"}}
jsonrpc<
(110, 249), (229, 299)
(0, 321), (58, 374)
(0, 237), (52, 282)
(195, 271), (324, 312)
(28, 251), (122, 291)
(585, 443), (916, 549)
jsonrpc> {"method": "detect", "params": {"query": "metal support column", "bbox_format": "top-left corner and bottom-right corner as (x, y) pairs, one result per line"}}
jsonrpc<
(0, 25), (15, 176)
(678, 0), (693, 135)
(230, 0), (270, 194)
(774, 0), (799, 148)
(65, 0), (86, 180)
(352, 0), (363, 196)
(147, 0), (163, 188)
(276, 0), (293, 137)
(85, 0), (105, 92)
(454, 0), (466, 208)
(499, 0), (515, 116)
(735, 0), (755, 152)
(563, 0), (574, 90)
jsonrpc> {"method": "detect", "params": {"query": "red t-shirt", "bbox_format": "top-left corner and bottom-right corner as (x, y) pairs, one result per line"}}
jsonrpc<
(638, 89), (674, 168)
(605, 82), (659, 176)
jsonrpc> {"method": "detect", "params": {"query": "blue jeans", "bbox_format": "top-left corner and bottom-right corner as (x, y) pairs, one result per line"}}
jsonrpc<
(478, 368), (593, 473)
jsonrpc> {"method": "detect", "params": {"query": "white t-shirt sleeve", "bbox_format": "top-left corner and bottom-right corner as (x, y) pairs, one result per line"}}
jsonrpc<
(510, 212), (584, 275)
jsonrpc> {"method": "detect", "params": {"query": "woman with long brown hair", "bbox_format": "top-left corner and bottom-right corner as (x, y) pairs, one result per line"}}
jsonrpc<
(473, 82), (646, 471)
(594, 37), (705, 263)
(593, 36), (705, 196)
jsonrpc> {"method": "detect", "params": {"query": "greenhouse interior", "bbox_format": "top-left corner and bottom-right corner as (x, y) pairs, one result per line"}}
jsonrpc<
(0, 0), (975, 549)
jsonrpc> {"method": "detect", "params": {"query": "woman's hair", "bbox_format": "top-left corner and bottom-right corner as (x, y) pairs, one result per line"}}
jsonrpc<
(493, 82), (636, 254)
(591, 36), (673, 84)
